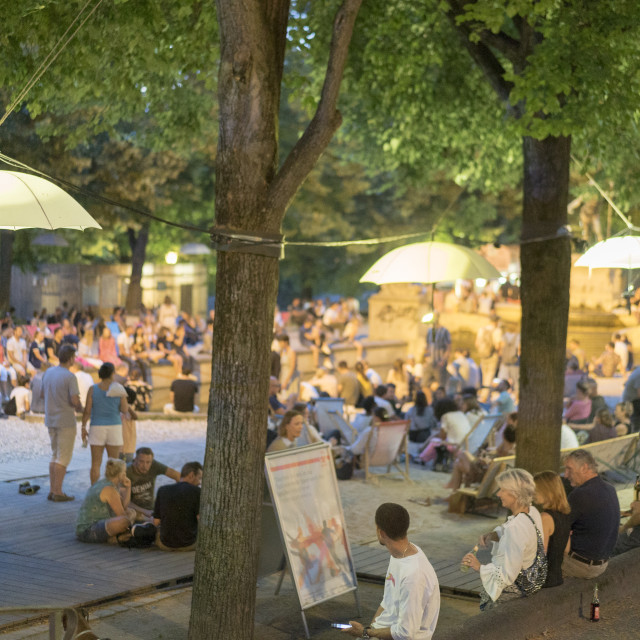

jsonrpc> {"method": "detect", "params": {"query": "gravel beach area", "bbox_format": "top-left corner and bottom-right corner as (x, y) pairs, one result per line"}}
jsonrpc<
(0, 417), (207, 464)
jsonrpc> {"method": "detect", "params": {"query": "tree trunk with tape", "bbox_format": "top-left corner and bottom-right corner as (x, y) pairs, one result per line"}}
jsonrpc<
(189, 1), (362, 637)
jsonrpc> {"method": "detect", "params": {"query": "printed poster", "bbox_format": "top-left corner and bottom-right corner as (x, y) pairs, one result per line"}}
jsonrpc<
(265, 442), (357, 609)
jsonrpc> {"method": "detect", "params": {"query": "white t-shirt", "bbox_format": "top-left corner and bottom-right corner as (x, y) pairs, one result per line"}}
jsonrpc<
(373, 545), (440, 640)
(116, 332), (133, 356)
(440, 411), (471, 445)
(366, 368), (383, 387)
(479, 506), (543, 602)
(561, 423), (580, 450)
(75, 371), (95, 408)
(10, 386), (31, 414)
(6, 336), (26, 364)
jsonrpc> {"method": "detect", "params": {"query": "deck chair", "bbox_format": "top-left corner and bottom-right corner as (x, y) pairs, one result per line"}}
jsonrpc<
(314, 397), (346, 437)
(363, 420), (411, 483)
(461, 414), (503, 454)
(562, 433), (639, 481)
(452, 454), (515, 517)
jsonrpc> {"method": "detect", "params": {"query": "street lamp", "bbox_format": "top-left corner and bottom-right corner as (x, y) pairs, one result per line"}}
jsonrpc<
(165, 251), (178, 265)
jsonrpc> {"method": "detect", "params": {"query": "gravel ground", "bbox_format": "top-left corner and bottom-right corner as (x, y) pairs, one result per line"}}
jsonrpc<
(0, 417), (207, 464)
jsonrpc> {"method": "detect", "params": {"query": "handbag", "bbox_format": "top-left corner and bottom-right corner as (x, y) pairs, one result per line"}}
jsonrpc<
(514, 512), (548, 596)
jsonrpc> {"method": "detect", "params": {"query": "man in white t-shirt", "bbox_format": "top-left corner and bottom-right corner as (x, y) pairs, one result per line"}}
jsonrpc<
(344, 503), (440, 640)
(6, 327), (34, 377)
(10, 375), (31, 417)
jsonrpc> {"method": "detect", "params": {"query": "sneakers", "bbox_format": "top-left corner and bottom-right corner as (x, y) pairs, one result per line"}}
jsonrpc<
(48, 493), (75, 502)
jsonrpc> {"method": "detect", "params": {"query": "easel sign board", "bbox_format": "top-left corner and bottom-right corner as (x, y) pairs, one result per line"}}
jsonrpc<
(264, 442), (358, 610)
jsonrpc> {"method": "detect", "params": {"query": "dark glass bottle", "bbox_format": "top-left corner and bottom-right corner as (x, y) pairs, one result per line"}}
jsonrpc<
(590, 584), (600, 622)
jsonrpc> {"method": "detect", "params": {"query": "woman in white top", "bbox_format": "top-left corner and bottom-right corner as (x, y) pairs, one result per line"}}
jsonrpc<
(462, 468), (546, 609)
(418, 397), (471, 464)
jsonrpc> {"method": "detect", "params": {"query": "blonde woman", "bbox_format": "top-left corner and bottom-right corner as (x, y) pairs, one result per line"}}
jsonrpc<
(75, 458), (135, 544)
(533, 471), (571, 588)
(462, 468), (547, 609)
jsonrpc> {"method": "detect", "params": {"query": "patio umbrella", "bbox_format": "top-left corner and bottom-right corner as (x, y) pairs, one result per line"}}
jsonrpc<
(0, 170), (101, 230)
(574, 236), (640, 270)
(179, 242), (211, 255)
(360, 241), (502, 285)
(32, 232), (69, 247)
(574, 235), (640, 313)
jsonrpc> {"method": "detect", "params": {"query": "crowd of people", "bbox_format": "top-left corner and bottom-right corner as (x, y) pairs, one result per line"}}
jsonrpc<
(265, 308), (640, 621)
(0, 296), (212, 419)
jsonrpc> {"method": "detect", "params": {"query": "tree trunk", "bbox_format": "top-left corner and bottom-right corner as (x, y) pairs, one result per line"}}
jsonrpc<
(516, 135), (571, 473)
(189, 0), (361, 636)
(124, 223), (149, 315)
(188, 1), (285, 637)
(0, 231), (15, 312)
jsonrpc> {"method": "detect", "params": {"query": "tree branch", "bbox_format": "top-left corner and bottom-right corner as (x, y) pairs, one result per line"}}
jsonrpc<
(478, 29), (520, 59)
(445, 1), (518, 115)
(266, 0), (362, 218)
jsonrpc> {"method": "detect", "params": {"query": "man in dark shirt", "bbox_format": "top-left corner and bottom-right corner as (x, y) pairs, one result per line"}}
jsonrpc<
(153, 461), (202, 551)
(163, 366), (199, 414)
(563, 449), (620, 578)
(126, 447), (180, 519)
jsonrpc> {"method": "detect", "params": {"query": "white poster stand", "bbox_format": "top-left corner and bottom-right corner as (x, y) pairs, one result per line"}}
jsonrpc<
(264, 442), (360, 638)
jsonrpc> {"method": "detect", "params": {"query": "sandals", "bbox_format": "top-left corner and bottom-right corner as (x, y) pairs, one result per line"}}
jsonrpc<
(18, 481), (40, 495)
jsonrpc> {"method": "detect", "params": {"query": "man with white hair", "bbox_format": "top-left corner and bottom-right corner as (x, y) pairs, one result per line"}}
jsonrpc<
(562, 449), (620, 578)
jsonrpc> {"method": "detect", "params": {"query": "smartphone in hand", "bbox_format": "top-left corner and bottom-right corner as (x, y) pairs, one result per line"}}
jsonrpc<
(331, 623), (351, 629)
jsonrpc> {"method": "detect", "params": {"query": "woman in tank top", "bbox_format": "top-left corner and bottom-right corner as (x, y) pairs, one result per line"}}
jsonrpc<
(81, 362), (131, 485)
(533, 470), (572, 588)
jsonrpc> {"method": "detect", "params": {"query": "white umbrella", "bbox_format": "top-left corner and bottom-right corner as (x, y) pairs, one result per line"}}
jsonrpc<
(574, 236), (640, 270)
(179, 242), (211, 255)
(0, 170), (101, 230)
(360, 241), (501, 285)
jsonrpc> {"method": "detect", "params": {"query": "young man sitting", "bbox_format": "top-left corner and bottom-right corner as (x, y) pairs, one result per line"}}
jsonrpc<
(163, 366), (199, 415)
(153, 461), (202, 551)
(126, 447), (181, 520)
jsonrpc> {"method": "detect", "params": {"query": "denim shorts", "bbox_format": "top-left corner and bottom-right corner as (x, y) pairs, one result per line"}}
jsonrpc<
(76, 520), (110, 543)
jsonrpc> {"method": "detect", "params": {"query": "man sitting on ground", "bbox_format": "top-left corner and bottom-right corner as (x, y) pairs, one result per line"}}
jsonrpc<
(562, 449), (620, 578)
(163, 366), (199, 415)
(153, 461), (202, 551)
(126, 447), (180, 520)
(344, 502), (440, 639)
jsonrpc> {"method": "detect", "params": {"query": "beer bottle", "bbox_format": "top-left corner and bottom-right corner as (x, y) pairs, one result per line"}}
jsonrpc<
(460, 546), (478, 573)
(590, 584), (600, 622)
(634, 474), (640, 502)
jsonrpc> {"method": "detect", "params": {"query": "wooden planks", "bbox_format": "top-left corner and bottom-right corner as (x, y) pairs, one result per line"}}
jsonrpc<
(0, 477), (194, 630)
(351, 544), (482, 598)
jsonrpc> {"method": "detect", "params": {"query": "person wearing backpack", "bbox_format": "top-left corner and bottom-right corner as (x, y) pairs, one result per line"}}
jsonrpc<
(475, 315), (502, 389)
(498, 324), (521, 397)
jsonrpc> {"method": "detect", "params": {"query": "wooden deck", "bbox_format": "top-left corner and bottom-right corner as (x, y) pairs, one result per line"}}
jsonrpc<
(351, 544), (482, 599)
(0, 462), (196, 630)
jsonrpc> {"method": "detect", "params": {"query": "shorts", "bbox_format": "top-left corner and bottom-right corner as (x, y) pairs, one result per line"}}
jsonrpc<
(76, 520), (110, 543)
(48, 427), (76, 467)
(88, 424), (124, 447)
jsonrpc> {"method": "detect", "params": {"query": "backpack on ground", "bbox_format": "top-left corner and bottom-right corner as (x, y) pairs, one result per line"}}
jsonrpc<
(2, 396), (16, 416)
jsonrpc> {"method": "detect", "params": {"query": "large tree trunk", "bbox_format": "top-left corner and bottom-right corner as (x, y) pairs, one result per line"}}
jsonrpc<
(188, 2), (287, 638)
(189, 0), (361, 636)
(124, 223), (149, 315)
(516, 135), (571, 473)
(0, 231), (14, 312)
